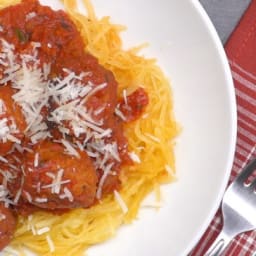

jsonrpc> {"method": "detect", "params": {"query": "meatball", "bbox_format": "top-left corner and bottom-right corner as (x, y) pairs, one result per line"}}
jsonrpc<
(21, 141), (98, 209)
(0, 86), (26, 155)
(0, 203), (16, 251)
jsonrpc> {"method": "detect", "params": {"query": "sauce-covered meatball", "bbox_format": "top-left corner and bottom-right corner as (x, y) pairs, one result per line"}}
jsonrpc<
(21, 141), (98, 209)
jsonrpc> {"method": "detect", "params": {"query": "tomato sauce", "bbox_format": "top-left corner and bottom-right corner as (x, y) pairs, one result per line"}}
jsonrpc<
(119, 88), (149, 122)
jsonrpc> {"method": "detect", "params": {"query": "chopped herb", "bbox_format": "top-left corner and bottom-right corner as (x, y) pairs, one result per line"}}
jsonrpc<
(60, 20), (70, 30)
(14, 28), (29, 43)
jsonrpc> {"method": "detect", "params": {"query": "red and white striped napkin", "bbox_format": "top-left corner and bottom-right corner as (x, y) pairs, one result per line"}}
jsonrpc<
(190, 1), (256, 255)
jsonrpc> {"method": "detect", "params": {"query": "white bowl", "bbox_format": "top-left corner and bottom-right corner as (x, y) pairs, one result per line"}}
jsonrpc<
(84, 1), (237, 256)
(39, 0), (237, 255)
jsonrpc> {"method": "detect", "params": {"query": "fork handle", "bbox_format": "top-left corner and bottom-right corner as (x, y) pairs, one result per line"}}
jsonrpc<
(205, 230), (232, 256)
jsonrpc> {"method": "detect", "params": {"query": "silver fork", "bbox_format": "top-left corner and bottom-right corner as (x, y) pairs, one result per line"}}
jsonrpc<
(205, 158), (256, 256)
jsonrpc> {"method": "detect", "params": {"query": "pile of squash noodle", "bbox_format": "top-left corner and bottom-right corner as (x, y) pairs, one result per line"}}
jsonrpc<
(1, 0), (179, 255)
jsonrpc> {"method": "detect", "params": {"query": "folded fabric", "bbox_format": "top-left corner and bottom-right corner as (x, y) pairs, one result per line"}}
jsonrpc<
(190, 1), (256, 255)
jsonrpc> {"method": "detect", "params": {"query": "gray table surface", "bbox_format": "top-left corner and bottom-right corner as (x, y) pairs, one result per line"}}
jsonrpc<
(199, 0), (251, 43)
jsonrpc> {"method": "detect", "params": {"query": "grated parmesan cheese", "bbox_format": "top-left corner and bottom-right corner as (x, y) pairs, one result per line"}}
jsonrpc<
(93, 106), (105, 116)
(61, 139), (80, 158)
(81, 82), (107, 104)
(43, 169), (70, 195)
(31, 225), (37, 236)
(0, 185), (10, 206)
(41, 179), (70, 190)
(26, 12), (36, 21)
(34, 153), (39, 167)
(12, 155), (21, 163)
(0, 99), (6, 113)
(13, 176), (24, 204)
(0, 156), (8, 163)
(59, 187), (74, 202)
(13, 188), (22, 204)
(6, 133), (20, 143)
(114, 190), (128, 214)
(96, 163), (114, 199)
(128, 151), (141, 163)
(23, 147), (33, 153)
(54, 168), (64, 194)
(46, 235), (55, 253)
(35, 197), (48, 203)
(46, 172), (55, 179)
(37, 226), (50, 235)
(114, 107), (126, 121)
(0, 170), (15, 188)
(24, 191), (32, 203)
(0, 117), (20, 144)
(14, 143), (24, 153)
(103, 142), (120, 162)
(122, 89), (128, 106)
(75, 140), (84, 151)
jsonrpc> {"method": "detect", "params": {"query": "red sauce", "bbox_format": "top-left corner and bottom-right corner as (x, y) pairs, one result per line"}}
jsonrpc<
(0, 203), (16, 250)
(119, 88), (149, 122)
(0, 0), (149, 250)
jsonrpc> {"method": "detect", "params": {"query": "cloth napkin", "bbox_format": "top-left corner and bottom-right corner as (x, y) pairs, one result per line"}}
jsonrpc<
(190, 1), (256, 255)
(200, 0), (251, 43)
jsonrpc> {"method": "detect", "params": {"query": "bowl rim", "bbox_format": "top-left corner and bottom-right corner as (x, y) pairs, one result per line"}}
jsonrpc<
(183, 0), (237, 254)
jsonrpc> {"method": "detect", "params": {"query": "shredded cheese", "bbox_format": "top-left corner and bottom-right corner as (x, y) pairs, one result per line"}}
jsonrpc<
(43, 169), (70, 195)
(0, 156), (8, 163)
(114, 107), (126, 121)
(59, 187), (74, 202)
(0, 99), (6, 113)
(128, 151), (141, 163)
(34, 153), (39, 167)
(37, 226), (50, 235)
(122, 89), (128, 106)
(114, 190), (128, 214)
(13, 188), (22, 204)
(24, 191), (32, 203)
(96, 163), (114, 199)
(61, 139), (80, 158)
(26, 12), (36, 21)
(35, 197), (48, 203)
(46, 235), (55, 253)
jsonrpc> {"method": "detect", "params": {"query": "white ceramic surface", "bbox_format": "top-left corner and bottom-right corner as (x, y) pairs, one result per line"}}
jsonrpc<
(28, 0), (237, 255)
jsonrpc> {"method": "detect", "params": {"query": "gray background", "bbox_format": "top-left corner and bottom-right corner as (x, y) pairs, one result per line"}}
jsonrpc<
(199, 0), (251, 43)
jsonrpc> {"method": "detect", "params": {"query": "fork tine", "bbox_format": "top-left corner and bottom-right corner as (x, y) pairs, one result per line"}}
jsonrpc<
(235, 158), (256, 184)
